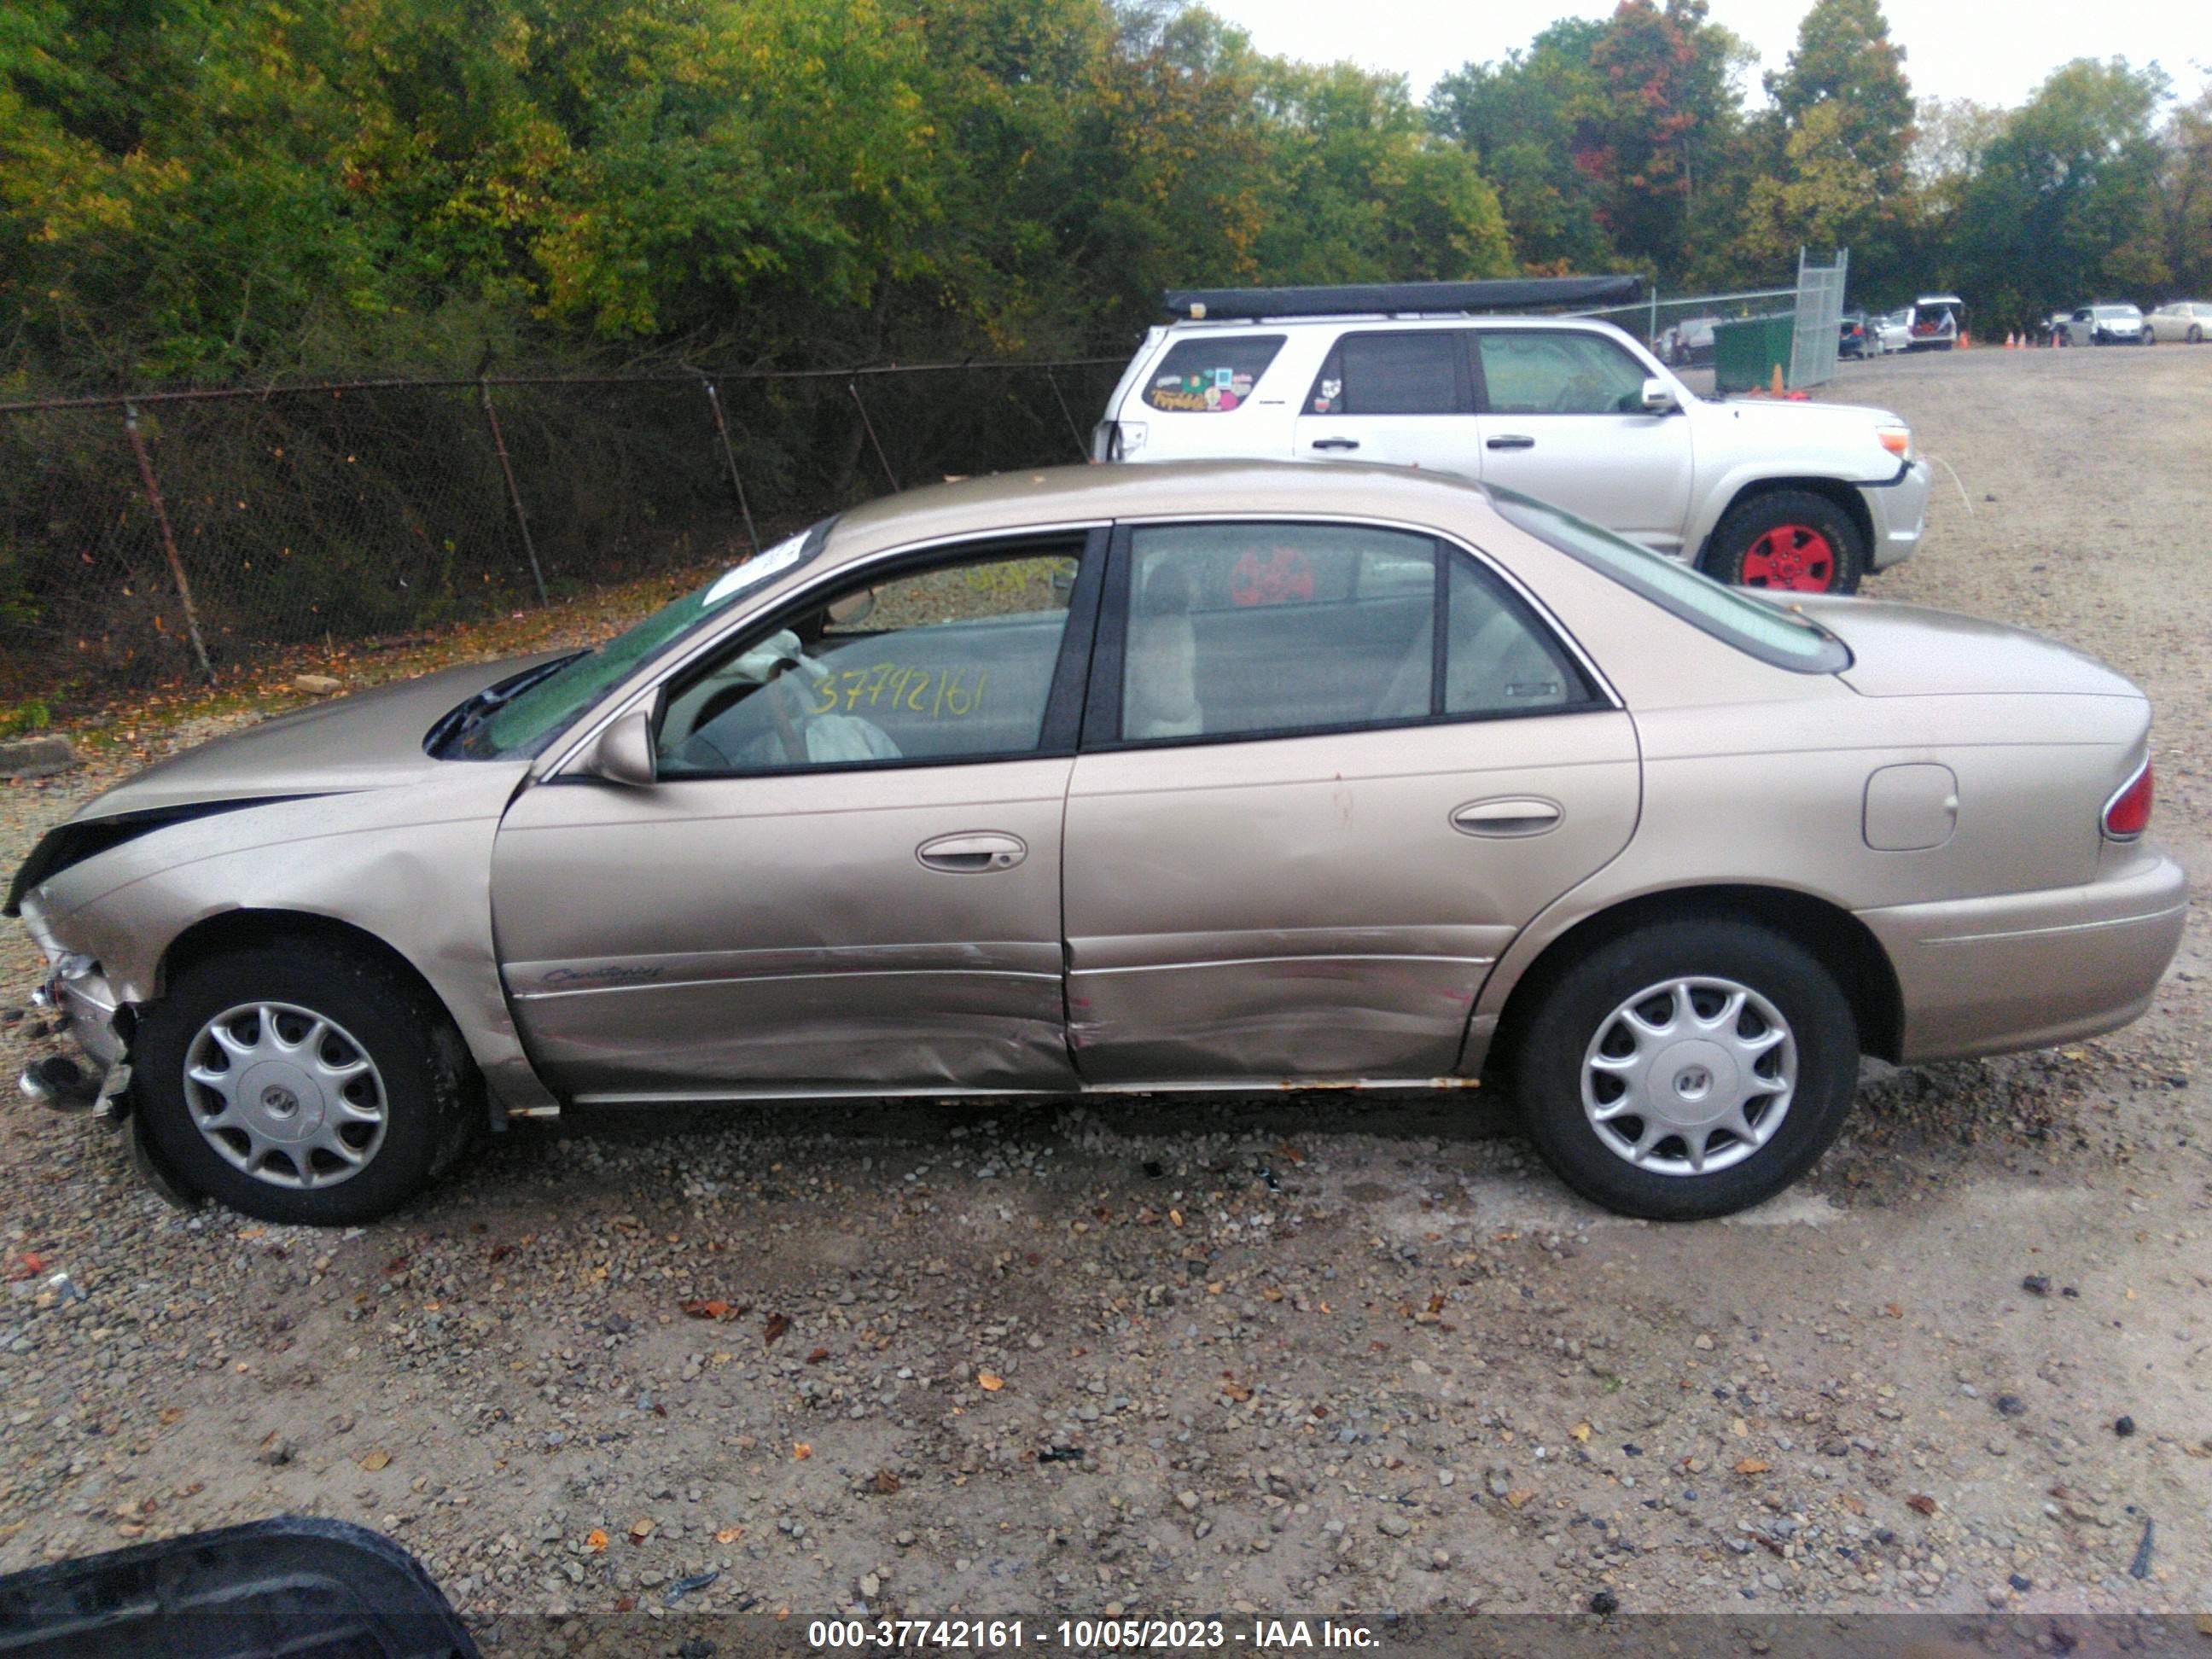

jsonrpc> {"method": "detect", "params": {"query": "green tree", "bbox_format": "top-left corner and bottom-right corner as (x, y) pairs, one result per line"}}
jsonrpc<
(2151, 88), (2212, 300)
(1427, 20), (1618, 273)
(1765, 0), (1914, 189)
(1953, 58), (2170, 329)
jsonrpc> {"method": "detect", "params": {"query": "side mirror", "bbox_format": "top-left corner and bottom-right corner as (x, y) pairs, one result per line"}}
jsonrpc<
(1641, 377), (1679, 414)
(581, 707), (656, 788)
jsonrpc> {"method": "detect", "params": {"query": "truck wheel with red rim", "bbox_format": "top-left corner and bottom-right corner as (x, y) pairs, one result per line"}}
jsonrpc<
(1704, 490), (1865, 597)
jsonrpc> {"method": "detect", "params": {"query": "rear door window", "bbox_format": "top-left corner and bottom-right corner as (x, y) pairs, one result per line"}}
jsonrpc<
(1306, 332), (1468, 416)
(1118, 524), (1438, 741)
(1142, 335), (1285, 412)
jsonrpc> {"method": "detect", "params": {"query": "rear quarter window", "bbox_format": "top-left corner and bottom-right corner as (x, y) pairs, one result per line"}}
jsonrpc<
(1142, 335), (1286, 413)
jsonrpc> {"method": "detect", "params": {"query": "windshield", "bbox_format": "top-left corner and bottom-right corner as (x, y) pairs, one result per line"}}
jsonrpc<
(451, 521), (830, 758)
(1487, 487), (1848, 673)
(2093, 306), (2139, 319)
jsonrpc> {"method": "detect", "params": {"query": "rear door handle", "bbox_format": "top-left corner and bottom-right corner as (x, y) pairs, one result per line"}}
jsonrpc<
(1486, 434), (1535, 451)
(1451, 798), (1563, 837)
(917, 832), (1027, 873)
(1310, 438), (1360, 451)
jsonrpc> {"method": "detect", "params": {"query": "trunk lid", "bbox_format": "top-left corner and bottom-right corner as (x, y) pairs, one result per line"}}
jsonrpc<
(1792, 597), (2142, 699)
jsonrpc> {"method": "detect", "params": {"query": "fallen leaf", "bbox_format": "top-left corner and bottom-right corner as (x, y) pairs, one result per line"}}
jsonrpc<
(763, 1313), (790, 1346)
(1570, 1422), (1592, 1443)
(1906, 1494), (1938, 1516)
(806, 1346), (830, 1365)
(158, 1408), (183, 1426)
(630, 1518), (655, 1542)
(1261, 1287), (1284, 1302)
(1882, 1303), (1902, 1319)
(615, 1595), (637, 1612)
(358, 1450), (391, 1471)
(586, 1529), (608, 1552)
(793, 1442), (812, 1460)
(1220, 1377), (1253, 1402)
(1505, 1488), (1535, 1508)
(872, 1470), (900, 1494)
(1839, 1494), (1866, 1516)
(1734, 1458), (1770, 1475)
(977, 1371), (1004, 1392)
(715, 1527), (745, 1544)
(681, 1299), (733, 1321)
(237, 1227), (266, 1240)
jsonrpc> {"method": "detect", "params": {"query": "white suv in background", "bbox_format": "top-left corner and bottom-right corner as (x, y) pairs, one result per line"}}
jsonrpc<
(1095, 296), (1930, 595)
(2058, 304), (2148, 346)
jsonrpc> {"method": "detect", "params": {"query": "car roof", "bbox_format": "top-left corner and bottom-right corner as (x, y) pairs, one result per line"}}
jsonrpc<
(824, 461), (1504, 564)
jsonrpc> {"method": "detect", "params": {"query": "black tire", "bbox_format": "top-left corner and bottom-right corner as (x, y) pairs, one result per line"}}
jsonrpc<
(1703, 488), (1866, 596)
(1511, 919), (1861, 1220)
(2142, 329), (2157, 346)
(134, 942), (473, 1225)
(2190, 326), (2203, 345)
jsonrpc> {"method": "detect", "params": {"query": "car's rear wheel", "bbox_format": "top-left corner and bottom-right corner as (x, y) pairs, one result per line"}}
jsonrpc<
(135, 942), (471, 1225)
(1512, 919), (1861, 1220)
(2191, 325), (2203, 345)
(1705, 489), (1865, 595)
(2143, 328), (2157, 346)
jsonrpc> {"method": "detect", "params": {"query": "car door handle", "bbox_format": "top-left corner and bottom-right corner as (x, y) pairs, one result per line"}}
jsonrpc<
(1486, 434), (1535, 451)
(1309, 438), (1360, 451)
(1451, 798), (1563, 837)
(917, 832), (1027, 873)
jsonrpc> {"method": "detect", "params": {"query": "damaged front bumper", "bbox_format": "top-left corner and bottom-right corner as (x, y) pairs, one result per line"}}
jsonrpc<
(20, 897), (131, 1115)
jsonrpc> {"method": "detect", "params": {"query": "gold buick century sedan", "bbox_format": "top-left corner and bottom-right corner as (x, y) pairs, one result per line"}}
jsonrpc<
(10, 463), (2186, 1225)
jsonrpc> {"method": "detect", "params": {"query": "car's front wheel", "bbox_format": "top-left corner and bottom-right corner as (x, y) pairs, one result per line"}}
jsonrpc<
(134, 941), (472, 1225)
(1704, 489), (1866, 595)
(1512, 919), (1861, 1220)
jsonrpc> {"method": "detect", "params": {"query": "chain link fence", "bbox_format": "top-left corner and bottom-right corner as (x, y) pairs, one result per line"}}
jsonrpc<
(1570, 288), (1802, 370)
(0, 359), (1124, 696)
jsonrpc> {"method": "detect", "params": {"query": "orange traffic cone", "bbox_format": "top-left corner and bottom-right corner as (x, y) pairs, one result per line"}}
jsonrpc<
(1958, 330), (1970, 350)
(2005, 331), (2017, 349)
(1770, 364), (1785, 396)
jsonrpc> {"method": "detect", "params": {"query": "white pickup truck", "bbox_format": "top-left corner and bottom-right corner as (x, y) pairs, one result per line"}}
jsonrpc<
(1093, 300), (1930, 595)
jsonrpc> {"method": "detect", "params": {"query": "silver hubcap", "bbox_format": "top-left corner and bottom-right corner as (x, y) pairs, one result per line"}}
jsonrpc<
(183, 1002), (387, 1189)
(1580, 976), (1796, 1177)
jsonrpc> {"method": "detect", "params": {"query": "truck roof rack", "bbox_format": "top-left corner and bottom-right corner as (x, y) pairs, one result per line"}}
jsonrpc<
(1160, 275), (1644, 322)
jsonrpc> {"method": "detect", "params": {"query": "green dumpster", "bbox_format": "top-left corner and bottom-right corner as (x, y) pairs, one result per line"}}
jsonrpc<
(1712, 313), (1796, 393)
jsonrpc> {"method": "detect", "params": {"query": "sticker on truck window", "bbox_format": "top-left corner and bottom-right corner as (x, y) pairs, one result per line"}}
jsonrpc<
(1142, 335), (1286, 412)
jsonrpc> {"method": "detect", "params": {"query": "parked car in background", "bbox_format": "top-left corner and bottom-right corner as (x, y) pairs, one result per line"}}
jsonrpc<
(1902, 295), (1965, 351)
(1838, 312), (1875, 359)
(11, 463), (2182, 1224)
(2059, 304), (2147, 346)
(1661, 316), (1720, 367)
(1095, 282), (1930, 594)
(1871, 311), (1914, 354)
(2145, 301), (2209, 344)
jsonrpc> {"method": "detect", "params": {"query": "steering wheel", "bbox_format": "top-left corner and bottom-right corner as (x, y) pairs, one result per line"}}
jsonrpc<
(689, 662), (812, 765)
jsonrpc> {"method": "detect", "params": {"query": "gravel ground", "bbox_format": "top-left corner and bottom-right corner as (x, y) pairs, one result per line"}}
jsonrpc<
(1, 345), (2208, 1625)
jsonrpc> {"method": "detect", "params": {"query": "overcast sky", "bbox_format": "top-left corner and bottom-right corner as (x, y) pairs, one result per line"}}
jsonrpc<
(1201, 0), (2209, 112)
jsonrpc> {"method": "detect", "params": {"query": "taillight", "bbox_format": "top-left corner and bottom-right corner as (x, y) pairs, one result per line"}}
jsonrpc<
(2103, 760), (2153, 840)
